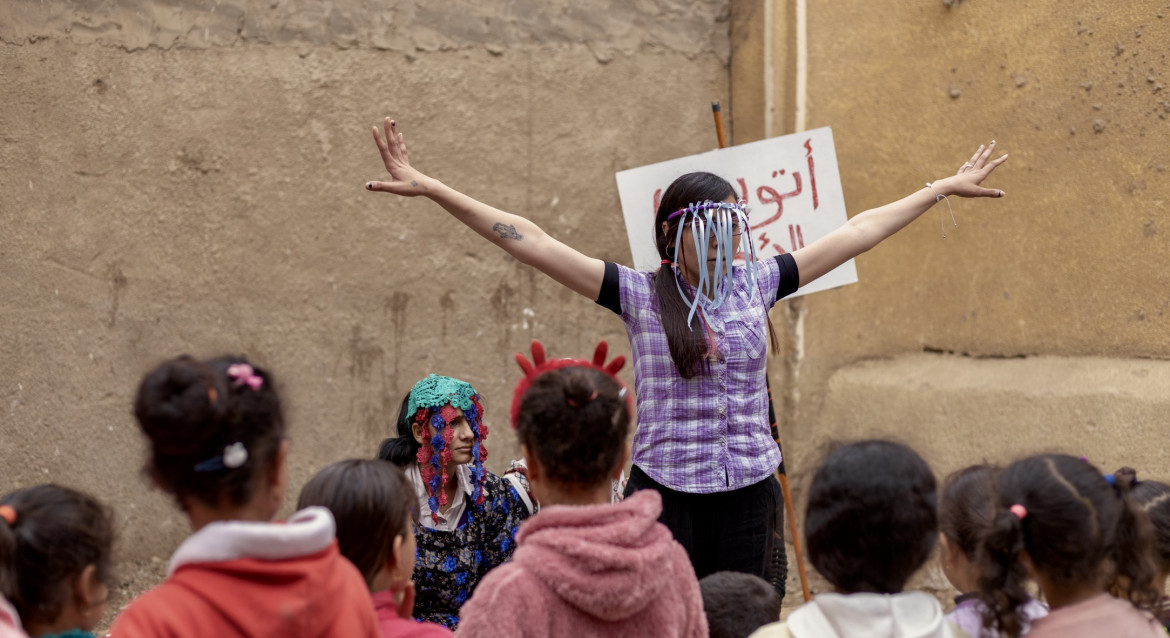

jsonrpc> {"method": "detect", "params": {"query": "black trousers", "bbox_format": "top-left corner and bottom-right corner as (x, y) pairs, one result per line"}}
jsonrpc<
(624, 465), (784, 585)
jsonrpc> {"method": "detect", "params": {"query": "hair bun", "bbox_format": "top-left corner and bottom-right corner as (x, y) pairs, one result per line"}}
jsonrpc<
(1113, 467), (1139, 495)
(563, 373), (599, 407)
(133, 355), (223, 456)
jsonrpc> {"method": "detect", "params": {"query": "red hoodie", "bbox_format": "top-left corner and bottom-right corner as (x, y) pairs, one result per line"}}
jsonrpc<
(108, 507), (379, 638)
(455, 490), (707, 638)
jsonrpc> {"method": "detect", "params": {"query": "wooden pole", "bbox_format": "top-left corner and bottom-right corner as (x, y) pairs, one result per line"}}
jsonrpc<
(712, 100), (811, 602)
(711, 102), (728, 149)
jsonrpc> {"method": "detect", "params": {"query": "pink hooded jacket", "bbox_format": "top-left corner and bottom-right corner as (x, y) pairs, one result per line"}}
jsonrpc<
(455, 489), (707, 638)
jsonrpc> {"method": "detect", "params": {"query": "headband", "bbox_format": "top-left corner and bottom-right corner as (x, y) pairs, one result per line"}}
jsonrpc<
(510, 340), (633, 428)
(407, 375), (488, 522)
(666, 199), (749, 221)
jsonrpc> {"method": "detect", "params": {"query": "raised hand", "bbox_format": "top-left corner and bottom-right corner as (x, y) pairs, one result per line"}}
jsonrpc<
(945, 140), (1009, 199)
(366, 117), (431, 197)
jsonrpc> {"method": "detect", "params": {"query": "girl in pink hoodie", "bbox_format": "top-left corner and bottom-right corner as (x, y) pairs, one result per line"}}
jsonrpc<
(455, 342), (707, 637)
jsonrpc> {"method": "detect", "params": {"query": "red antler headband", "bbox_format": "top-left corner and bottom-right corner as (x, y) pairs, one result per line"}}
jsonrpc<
(510, 339), (633, 427)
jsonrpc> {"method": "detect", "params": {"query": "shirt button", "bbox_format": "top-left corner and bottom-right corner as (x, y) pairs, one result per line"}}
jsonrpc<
(719, 437), (727, 447)
(717, 405), (726, 417)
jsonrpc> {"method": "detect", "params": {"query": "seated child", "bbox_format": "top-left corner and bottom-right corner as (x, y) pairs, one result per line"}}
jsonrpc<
(297, 459), (453, 637)
(976, 455), (1163, 638)
(455, 341), (708, 637)
(1124, 469), (1170, 630)
(701, 571), (782, 638)
(938, 464), (1046, 636)
(109, 355), (379, 637)
(377, 375), (532, 628)
(751, 439), (962, 638)
(0, 485), (113, 638)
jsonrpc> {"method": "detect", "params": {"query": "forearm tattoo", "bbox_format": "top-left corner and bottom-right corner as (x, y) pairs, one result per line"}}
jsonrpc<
(492, 223), (523, 240)
(409, 179), (428, 191)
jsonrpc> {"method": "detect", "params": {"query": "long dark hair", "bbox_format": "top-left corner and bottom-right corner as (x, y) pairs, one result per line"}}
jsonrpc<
(654, 172), (777, 378)
(377, 393), (418, 467)
(1128, 470), (1170, 575)
(977, 455), (1160, 635)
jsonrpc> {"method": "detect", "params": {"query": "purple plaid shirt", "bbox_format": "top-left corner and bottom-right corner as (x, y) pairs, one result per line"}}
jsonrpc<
(616, 256), (798, 493)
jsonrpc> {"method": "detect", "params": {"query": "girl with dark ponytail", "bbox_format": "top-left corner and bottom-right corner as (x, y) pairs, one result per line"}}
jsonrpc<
(937, 465), (1047, 636)
(0, 485), (113, 638)
(976, 454), (1163, 638)
(376, 375), (531, 629)
(1118, 468), (1170, 631)
(110, 355), (380, 638)
(365, 115), (1008, 577)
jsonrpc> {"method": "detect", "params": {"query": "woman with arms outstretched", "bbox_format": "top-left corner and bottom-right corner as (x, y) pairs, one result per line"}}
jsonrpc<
(365, 117), (1007, 581)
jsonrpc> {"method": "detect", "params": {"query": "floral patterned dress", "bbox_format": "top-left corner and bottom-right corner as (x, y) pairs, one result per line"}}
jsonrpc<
(412, 471), (531, 629)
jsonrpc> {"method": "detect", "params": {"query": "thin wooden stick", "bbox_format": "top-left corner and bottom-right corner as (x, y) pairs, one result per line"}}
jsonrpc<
(777, 470), (811, 601)
(712, 102), (728, 149)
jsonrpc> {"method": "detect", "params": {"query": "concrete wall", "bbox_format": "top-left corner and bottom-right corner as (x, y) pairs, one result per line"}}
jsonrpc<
(730, 0), (1170, 601)
(0, 0), (730, 611)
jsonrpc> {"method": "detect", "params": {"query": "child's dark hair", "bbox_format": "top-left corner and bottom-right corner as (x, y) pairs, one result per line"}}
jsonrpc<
(1127, 470), (1170, 575)
(939, 464), (999, 560)
(803, 440), (938, 594)
(0, 484), (114, 627)
(654, 172), (779, 379)
(699, 571), (781, 638)
(515, 366), (629, 487)
(977, 455), (1160, 635)
(377, 392), (418, 467)
(296, 459), (417, 586)
(133, 354), (285, 509)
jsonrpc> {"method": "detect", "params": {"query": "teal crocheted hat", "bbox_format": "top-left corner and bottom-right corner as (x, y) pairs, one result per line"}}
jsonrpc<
(407, 374), (478, 417)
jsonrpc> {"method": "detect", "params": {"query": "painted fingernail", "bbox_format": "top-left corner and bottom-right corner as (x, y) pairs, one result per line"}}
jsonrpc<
(991, 140), (996, 145)
(366, 182), (373, 190)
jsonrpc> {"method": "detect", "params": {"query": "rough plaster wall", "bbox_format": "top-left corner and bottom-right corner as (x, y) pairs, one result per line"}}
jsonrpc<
(789, 0), (1170, 462)
(763, 0), (1169, 602)
(0, 0), (730, 612)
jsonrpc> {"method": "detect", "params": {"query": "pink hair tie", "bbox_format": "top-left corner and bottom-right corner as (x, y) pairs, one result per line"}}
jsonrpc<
(1009, 504), (1028, 520)
(226, 363), (263, 391)
(566, 390), (599, 408)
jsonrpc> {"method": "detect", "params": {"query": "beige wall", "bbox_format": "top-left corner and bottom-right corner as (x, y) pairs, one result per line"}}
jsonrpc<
(4, 0), (1168, 613)
(731, 0), (1170, 601)
(0, 0), (730, 609)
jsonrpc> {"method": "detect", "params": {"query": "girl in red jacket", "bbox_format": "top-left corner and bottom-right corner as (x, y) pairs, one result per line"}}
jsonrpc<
(109, 355), (379, 637)
(455, 342), (707, 637)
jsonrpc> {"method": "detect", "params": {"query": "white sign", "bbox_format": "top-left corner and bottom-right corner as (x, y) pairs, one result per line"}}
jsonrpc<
(614, 126), (857, 298)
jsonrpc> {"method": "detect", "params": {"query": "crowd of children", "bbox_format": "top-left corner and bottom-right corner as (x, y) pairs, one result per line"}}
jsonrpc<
(5, 118), (1169, 637)
(3, 345), (1169, 638)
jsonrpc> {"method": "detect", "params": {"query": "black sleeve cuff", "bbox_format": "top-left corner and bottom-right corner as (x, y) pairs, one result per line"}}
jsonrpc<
(595, 261), (622, 315)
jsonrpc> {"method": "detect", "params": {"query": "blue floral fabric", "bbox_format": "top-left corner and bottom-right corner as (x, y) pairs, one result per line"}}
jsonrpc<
(412, 471), (531, 629)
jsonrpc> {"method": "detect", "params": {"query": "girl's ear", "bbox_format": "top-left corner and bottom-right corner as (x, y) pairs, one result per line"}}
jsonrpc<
(388, 534), (408, 584)
(412, 422), (426, 446)
(75, 563), (108, 630)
